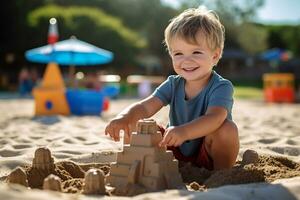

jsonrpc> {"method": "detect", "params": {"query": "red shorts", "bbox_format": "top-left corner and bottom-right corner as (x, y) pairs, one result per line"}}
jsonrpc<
(158, 126), (214, 170)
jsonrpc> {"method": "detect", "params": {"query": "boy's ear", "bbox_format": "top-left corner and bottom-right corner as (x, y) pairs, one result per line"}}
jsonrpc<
(212, 48), (221, 63)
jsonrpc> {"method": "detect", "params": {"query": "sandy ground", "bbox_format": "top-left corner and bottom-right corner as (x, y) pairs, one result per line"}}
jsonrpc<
(0, 97), (300, 199)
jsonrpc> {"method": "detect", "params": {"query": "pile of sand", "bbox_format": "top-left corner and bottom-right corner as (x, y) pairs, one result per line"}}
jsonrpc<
(0, 98), (300, 199)
(183, 154), (300, 191)
(2, 149), (299, 197)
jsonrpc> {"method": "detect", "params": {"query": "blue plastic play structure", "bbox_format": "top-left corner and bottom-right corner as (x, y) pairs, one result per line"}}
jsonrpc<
(26, 37), (116, 116)
(66, 89), (105, 115)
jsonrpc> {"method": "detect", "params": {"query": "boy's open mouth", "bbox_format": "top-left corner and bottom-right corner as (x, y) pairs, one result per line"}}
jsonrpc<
(182, 67), (199, 72)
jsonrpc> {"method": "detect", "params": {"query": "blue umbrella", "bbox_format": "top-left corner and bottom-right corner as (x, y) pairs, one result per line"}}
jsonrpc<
(25, 37), (113, 65)
(261, 48), (290, 61)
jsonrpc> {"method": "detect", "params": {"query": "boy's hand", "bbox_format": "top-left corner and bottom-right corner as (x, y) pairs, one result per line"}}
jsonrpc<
(105, 115), (130, 141)
(159, 126), (186, 147)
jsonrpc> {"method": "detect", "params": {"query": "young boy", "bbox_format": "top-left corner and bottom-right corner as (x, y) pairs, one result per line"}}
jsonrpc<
(105, 7), (239, 170)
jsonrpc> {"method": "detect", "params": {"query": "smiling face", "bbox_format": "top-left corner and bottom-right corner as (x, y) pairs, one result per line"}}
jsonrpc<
(169, 31), (220, 84)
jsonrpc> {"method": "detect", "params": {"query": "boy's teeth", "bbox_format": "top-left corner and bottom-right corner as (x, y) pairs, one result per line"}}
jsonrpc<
(184, 68), (197, 71)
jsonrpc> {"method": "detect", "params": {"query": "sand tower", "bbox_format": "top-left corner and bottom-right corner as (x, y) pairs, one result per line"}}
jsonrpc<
(241, 149), (259, 165)
(32, 147), (55, 171)
(6, 167), (28, 187)
(107, 119), (183, 193)
(83, 169), (106, 195)
(43, 174), (62, 191)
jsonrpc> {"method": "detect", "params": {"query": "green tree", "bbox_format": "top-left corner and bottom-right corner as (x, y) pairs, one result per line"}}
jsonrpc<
(237, 23), (268, 54)
(29, 1), (178, 74)
(266, 25), (300, 55)
(28, 5), (146, 66)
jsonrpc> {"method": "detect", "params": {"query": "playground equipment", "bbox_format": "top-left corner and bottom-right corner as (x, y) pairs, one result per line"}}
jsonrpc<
(33, 62), (108, 116)
(32, 63), (70, 115)
(263, 73), (295, 103)
(26, 19), (115, 116)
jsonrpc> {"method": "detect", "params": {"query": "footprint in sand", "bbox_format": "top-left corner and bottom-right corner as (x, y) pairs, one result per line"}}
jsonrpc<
(84, 141), (99, 145)
(45, 136), (64, 142)
(286, 139), (297, 145)
(268, 146), (300, 156)
(0, 149), (22, 157)
(284, 147), (300, 156)
(74, 136), (86, 141)
(0, 140), (9, 146)
(258, 138), (279, 144)
(8, 135), (18, 139)
(29, 136), (43, 140)
(63, 138), (77, 144)
(12, 144), (32, 149)
(16, 139), (32, 143)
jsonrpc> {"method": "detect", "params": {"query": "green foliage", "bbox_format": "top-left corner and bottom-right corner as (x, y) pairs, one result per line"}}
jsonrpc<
(27, 4), (146, 64)
(266, 24), (300, 55)
(237, 23), (268, 53)
(38, 0), (178, 57)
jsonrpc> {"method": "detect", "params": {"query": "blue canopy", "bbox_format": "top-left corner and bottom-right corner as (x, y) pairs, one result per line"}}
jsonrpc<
(260, 48), (285, 61)
(25, 38), (113, 66)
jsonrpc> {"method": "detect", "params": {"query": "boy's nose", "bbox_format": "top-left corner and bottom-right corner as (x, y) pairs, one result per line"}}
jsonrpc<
(181, 54), (196, 62)
(181, 56), (195, 65)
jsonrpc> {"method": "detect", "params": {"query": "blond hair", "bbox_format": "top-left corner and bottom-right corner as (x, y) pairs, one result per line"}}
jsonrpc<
(164, 6), (225, 58)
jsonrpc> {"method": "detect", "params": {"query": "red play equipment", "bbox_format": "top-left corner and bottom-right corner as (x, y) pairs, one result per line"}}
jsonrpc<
(263, 73), (295, 103)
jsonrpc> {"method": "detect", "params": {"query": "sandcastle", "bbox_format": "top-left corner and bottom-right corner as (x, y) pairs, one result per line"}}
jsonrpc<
(5, 119), (184, 196)
(107, 118), (183, 193)
(43, 174), (62, 191)
(32, 147), (55, 171)
(6, 167), (28, 187)
(241, 149), (259, 165)
(6, 147), (107, 195)
(82, 169), (106, 194)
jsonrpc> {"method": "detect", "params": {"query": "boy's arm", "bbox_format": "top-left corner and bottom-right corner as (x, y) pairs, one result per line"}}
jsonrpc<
(105, 95), (164, 141)
(118, 95), (163, 121)
(180, 106), (227, 140)
(160, 106), (227, 147)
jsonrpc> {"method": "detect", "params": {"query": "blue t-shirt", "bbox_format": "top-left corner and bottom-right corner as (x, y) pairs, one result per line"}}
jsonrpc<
(152, 71), (234, 156)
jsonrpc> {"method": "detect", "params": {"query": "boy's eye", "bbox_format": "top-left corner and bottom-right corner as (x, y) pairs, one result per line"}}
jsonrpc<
(193, 51), (203, 54)
(174, 52), (183, 56)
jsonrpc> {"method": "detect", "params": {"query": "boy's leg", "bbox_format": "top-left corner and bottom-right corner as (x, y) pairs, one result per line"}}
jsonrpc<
(204, 120), (239, 170)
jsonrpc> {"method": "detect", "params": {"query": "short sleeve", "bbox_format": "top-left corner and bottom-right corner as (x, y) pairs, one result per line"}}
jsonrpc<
(152, 76), (173, 105)
(208, 81), (234, 114)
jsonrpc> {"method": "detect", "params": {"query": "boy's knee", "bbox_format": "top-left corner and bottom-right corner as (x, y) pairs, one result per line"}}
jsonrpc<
(205, 120), (239, 169)
(221, 120), (238, 137)
(207, 120), (239, 145)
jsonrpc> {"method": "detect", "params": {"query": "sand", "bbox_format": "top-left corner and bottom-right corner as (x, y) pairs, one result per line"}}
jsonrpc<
(0, 97), (300, 199)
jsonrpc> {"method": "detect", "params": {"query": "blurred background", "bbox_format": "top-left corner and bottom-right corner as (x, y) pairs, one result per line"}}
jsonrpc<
(1, 0), (300, 100)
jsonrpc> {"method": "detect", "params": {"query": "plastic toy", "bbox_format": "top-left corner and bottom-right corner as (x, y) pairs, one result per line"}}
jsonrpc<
(32, 62), (109, 116)
(32, 63), (70, 115)
(263, 73), (295, 103)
